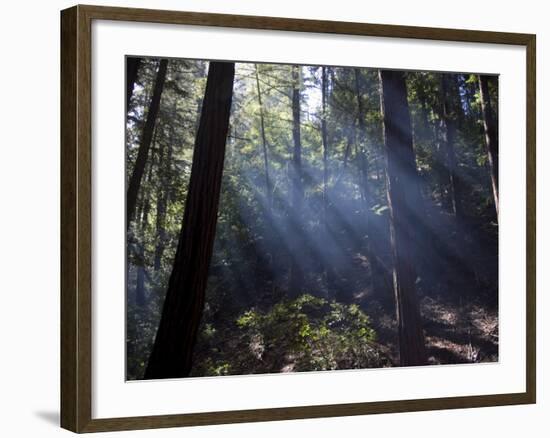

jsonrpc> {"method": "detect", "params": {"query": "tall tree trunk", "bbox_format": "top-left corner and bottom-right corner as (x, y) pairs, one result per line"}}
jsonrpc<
(135, 121), (157, 227)
(441, 75), (463, 218)
(478, 74), (499, 219)
(379, 70), (427, 367)
(289, 65), (304, 296)
(126, 57), (141, 111)
(135, 234), (147, 307)
(144, 61), (235, 379)
(377, 74), (388, 198)
(321, 67), (329, 220)
(154, 142), (171, 272)
(321, 66), (336, 296)
(153, 123), (171, 271)
(255, 64), (272, 210)
(135, 152), (155, 306)
(127, 59), (168, 230)
(354, 69), (370, 210)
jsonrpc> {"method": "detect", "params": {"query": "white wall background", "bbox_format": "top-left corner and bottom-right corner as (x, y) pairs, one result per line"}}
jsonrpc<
(0, 0), (545, 436)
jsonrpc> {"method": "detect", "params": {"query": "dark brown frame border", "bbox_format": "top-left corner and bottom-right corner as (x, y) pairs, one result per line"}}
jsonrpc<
(61, 4), (536, 433)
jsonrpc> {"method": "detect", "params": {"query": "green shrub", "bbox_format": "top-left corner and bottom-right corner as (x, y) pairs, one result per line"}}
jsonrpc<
(231, 294), (388, 373)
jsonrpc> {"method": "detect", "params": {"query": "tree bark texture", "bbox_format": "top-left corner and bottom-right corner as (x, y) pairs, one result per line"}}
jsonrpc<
(144, 61), (235, 379)
(379, 69), (427, 367)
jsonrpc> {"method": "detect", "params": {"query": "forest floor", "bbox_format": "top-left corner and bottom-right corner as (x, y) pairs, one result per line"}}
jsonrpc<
(363, 294), (499, 366)
(343, 209), (499, 365)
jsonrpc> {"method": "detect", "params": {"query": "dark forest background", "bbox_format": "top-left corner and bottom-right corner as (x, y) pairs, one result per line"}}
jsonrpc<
(126, 57), (499, 380)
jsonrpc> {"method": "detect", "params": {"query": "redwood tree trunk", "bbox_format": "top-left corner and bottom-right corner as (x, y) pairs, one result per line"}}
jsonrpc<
(126, 57), (141, 110)
(289, 65), (304, 296)
(127, 59), (168, 230)
(379, 70), (427, 367)
(144, 61), (235, 379)
(478, 74), (499, 219)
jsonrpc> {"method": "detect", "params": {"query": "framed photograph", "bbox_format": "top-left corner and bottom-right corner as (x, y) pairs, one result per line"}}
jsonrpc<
(60, 4), (536, 433)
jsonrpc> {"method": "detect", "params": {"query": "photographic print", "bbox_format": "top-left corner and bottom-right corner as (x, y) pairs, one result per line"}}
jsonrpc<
(60, 7), (535, 431)
(125, 57), (499, 381)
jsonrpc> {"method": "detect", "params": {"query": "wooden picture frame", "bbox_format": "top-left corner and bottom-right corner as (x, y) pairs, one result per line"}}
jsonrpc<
(61, 4), (536, 433)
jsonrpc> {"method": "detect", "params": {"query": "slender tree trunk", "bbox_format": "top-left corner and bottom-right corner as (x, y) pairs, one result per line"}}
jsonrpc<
(354, 69), (370, 210)
(417, 78), (436, 138)
(321, 67), (329, 220)
(127, 59), (168, 230)
(154, 131), (170, 271)
(144, 62), (235, 379)
(135, 131), (160, 306)
(478, 74), (499, 219)
(126, 57), (141, 110)
(135, 124), (157, 227)
(441, 75), (463, 218)
(321, 67), (336, 296)
(135, 207), (148, 308)
(379, 70), (427, 367)
(135, 234), (147, 307)
(135, 153), (155, 307)
(135, 196), (145, 227)
(377, 74), (388, 198)
(333, 132), (353, 190)
(255, 64), (272, 210)
(289, 65), (304, 296)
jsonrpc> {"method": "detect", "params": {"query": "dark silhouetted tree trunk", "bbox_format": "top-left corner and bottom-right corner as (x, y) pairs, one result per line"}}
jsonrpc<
(127, 59), (168, 230)
(126, 57), (141, 110)
(144, 61), (235, 379)
(289, 65), (304, 296)
(379, 69), (427, 367)
(441, 75), (463, 218)
(255, 64), (272, 210)
(478, 74), (499, 219)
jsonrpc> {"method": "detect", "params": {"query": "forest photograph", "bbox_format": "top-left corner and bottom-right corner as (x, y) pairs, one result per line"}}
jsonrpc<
(125, 56), (499, 381)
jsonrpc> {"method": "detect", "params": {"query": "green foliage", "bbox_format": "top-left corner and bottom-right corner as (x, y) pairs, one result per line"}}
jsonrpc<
(191, 294), (388, 376)
(372, 204), (389, 216)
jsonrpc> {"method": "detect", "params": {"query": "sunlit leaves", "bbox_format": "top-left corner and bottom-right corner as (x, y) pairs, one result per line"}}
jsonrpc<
(230, 294), (384, 373)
